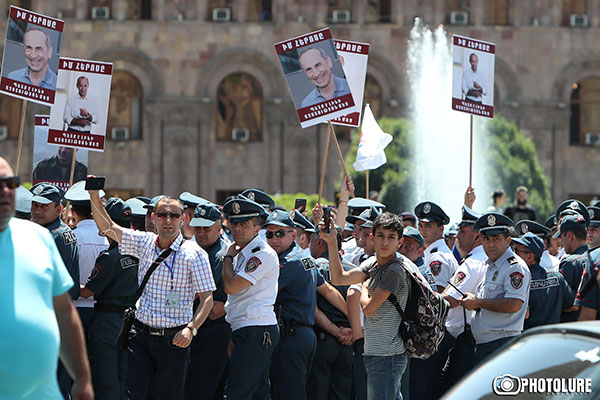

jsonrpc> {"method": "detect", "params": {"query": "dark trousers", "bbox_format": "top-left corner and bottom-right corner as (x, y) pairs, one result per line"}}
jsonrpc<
(89, 311), (128, 400)
(474, 336), (515, 365)
(409, 332), (455, 400)
(351, 339), (367, 400)
(441, 332), (476, 394)
(224, 324), (280, 400)
(271, 326), (317, 400)
(185, 322), (231, 400)
(307, 332), (353, 400)
(126, 329), (190, 400)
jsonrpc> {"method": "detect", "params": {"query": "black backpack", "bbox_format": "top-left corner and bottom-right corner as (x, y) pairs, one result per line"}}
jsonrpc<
(388, 262), (450, 359)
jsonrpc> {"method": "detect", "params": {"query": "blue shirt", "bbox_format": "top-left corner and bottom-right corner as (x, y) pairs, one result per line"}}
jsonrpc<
(301, 75), (352, 108)
(6, 66), (58, 90)
(0, 218), (74, 399)
(525, 263), (574, 330)
(559, 245), (589, 322)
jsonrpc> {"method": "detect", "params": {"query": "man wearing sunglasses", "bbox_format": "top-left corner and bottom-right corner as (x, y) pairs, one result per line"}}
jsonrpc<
(0, 157), (93, 400)
(87, 186), (216, 400)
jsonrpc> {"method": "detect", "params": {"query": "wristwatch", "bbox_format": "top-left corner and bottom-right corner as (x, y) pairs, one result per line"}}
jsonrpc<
(223, 254), (234, 261)
(186, 324), (197, 337)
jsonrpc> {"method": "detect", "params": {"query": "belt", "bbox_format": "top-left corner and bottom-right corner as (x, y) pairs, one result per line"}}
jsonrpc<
(94, 303), (128, 313)
(133, 320), (186, 337)
(282, 319), (312, 329)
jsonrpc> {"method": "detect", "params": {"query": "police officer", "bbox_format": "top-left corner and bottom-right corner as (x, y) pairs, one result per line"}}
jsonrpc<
(400, 226), (436, 288)
(179, 192), (209, 239)
(79, 198), (138, 400)
(126, 197), (148, 231)
(461, 213), (531, 364)
(142, 195), (165, 232)
(185, 203), (230, 400)
(293, 209), (316, 257)
(241, 188), (275, 211)
(576, 246), (600, 321)
(15, 185), (32, 219)
(586, 206), (600, 249)
(263, 210), (319, 400)
(555, 199), (590, 226)
(511, 233), (574, 329)
(553, 214), (589, 321)
(515, 220), (559, 273)
(345, 206), (381, 267)
(30, 183), (81, 399)
(342, 198), (385, 264)
(221, 197), (280, 400)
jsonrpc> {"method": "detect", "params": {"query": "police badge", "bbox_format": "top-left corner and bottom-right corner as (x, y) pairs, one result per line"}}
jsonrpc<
(487, 214), (496, 226)
(232, 202), (241, 214)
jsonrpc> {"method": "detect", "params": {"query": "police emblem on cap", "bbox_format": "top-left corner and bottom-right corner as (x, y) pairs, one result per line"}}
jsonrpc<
(200, 208), (206, 216)
(521, 224), (528, 234)
(247, 192), (255, 201)
(590, 209), (595, 219)
(570, 201), (579, 210)
(487, 215), (496, 226)
(232, 202), (241, 214)
(423, 203), (431, 214)
(272, 211), (278, 218)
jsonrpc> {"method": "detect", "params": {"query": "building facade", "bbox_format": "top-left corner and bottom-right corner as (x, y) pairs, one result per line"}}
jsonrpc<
(0, 0), (599, 204)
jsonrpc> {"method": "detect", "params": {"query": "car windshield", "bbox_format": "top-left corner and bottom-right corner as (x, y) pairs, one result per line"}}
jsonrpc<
(443, 332), (600, 399)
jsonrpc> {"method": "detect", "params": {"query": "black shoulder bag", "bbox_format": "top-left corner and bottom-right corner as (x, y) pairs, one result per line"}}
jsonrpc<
(116, 247), (174, 350)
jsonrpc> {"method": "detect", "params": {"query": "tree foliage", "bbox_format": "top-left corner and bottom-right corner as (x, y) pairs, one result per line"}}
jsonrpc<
(343, 114), (553, 220)
(271, 192), (330, 216)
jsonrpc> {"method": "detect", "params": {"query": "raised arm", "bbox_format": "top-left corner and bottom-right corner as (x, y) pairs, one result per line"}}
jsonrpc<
(335, 175), (354, 228)
(88, 183), (123, 243)
(319, 219), (368, 286)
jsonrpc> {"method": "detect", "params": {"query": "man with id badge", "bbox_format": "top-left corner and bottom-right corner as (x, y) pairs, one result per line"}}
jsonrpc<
(87, 183), (215, 400)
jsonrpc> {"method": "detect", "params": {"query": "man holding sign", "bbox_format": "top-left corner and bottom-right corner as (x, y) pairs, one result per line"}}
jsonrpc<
(299, 47), (351, 108)
(6, 28), (57, 89)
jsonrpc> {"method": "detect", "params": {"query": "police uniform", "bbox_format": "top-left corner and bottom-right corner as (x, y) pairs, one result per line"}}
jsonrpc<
(185, 203), (231, 400)
(342, 199), (385, 264)
(15, 185), (32, 219)
(344, 207), (381, 267)
(222, 198), (280, 400)
(512, 233), (574, 330)
(126, 198), (148, 231)
(293, 209), (316, 259)
(471, 213), (531, 364)
(553, 214), (590, 321)
(574, 246), (600, 319)
(32, 154), (88, 184)
(307, 251), (354, 400)
(515, 219), (560, 273)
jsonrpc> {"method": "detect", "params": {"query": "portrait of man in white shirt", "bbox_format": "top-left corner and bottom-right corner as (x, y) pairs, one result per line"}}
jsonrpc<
(461, 52), (488, 104)
(63, 75), (99, 133)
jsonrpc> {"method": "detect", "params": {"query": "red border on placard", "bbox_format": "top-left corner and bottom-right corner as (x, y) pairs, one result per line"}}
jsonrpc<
(334, 41), (370, 55)
(274, 28), (332, 54)
(59, 58), (113, 75)
(0, 77), (55, 104)
(10, 6), (64, 32)
(453, 35), (495, 54)
(297, 93), (355, 123)
(48, 129), (105, 151)
(452, 98), (494, 118)
(331, 112), (360, 127)
(35, 115), (50, 126)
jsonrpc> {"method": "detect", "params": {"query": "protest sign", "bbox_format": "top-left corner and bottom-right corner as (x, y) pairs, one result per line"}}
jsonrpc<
(48, 57), (113, 151)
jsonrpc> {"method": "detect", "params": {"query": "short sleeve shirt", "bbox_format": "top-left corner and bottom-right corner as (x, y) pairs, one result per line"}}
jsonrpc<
(424, 238), (459, 290)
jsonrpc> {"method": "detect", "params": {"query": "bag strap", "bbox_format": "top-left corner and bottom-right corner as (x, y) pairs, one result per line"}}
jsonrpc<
(387, 257), (415, 319)
(130, 245), (175, 308)
(388, 293), (406, 319)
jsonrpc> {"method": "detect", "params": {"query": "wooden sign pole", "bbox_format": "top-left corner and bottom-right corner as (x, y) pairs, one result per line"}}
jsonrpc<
(318, 124), (332, 205)
(328, 121), (355, 197)
(65, 148), (78, 211)
(14, 100), (27, 175)
(366, 170), (369, 199)
(469, 114), (474, 188)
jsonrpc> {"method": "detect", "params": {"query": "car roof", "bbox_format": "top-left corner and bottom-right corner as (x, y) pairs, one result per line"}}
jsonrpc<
(519, 321), (600, 341)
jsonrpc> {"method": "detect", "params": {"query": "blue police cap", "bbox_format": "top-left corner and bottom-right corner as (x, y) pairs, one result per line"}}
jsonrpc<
(346, 206), (381, 225)
(588, 206), (600, 227)
(473, 213), (514, 236)
(293, 210), (316, 232)
(400, 212), (416, 224)
(223, 197), (268, 222)
(136, 196), (151, 204)
(594, 200), (600, 208)
(553, 214), (587, 239)
(459, 206), (481, 227)
(15, 185), (33, 214)
(403, 226), (424, 247)
(555, 199), (589, 227)
(414, 201), (450, 225)
(512, 232), (545, 258)
(347, 197), (386, 212)
(190, 203), (222, 227)
(514, 220), (551, 237)
(179, 192), (209, 209)
(264, 209), (295, 228)
(125, 198), (148, 217)
(544, 215), (557, 230)
(344, 222), (354, 232)
(240, 189), (275, 211)
(105, 198), (132, 227)
(30, 182), (63, 205)
(445, 222), (459, 237)
(143, 195), (166, 210)
(66, 180), (105, 204)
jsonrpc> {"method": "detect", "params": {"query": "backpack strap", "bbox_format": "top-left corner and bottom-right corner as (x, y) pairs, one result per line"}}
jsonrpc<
(388, 293), (406, 319)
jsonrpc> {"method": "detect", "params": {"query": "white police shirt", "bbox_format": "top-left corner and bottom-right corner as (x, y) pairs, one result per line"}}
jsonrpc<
(342, 237), (361, 264)
(424, 238), (458, 290)
(225, 234), (279, 331)
(444, 245), (487, 338)
(471, 247), (531, 344)
(540, 250), (560, 273)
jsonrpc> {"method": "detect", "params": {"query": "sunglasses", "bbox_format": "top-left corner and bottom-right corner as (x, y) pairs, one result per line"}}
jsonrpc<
(512, 247), (532, 255)
(266, 229), (293, 239)
(0, 176), (20, 190)
(156, 212), (181, 220)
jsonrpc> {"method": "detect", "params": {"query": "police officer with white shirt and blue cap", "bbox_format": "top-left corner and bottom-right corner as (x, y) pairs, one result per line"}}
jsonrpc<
(263, 210), (322, 400)
(515, 220), (560, 273)
(221, 197), (280, 400)
(241, 188), (275, 212)
(461, 213), (531, 364)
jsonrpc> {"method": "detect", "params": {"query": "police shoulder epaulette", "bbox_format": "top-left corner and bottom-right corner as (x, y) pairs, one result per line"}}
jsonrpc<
(459, 253), (472, 265)
(430, 248), (438, 253)
(508, 256), (519, 264)
(252, 246), (261, 253)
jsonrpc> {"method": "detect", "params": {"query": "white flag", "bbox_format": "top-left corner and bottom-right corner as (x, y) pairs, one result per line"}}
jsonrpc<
(353, 104), (393, 171)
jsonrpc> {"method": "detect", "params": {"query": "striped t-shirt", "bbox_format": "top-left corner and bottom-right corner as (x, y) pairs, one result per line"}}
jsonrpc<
(360, 256), (409, 356)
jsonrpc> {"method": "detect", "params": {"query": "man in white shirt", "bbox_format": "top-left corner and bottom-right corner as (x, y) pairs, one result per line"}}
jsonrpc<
(461, 53), (488, 103)
(63, 76), (99, 133)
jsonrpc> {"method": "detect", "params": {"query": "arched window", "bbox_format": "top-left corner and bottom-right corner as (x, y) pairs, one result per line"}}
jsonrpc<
(570, 77), (600, 145)
(364, 74), (383, 118)
(107, 71), (143, 140)
(484, 0), (509, 25)
(216, 73), (263, 142)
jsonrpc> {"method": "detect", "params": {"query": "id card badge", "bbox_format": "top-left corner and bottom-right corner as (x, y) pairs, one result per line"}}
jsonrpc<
(165, 292), (180, 309)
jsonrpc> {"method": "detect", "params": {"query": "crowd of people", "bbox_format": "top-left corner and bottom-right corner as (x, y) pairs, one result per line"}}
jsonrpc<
(2, 154), (600, 400)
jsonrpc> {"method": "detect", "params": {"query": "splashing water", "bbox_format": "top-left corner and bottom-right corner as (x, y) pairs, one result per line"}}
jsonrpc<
(407, 18), (491, 222)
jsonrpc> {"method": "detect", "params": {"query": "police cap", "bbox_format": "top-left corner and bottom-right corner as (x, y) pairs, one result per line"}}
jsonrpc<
(66, 180), (105, 205)
(400, 212), (416, 225)
(264, 209), (295, 228)
(514, 220), (551, 238)
(293, 210), (316, 233)
(344, 222), (354, 232)
(403, 226), (424, 247)
(16, 185), (33, 214)
(240, 189), (275, 211)
(458, 206), (481, 227)
(105, 198), (132, 228)
(512, 232), (545, 258)
(346, 206), (381, 225)
(347, 197), (386, 214)
(125, 198), (148, 217)
(473, 213), (514, 236)
(553, 214), (587, 239)
(223, 197), (268, 223)
(414, 201), (450, 225)
(555, 199), (589, 227)
(588, 206), (600, 227)
(143, 195), (166, 210)
(179, 192), (209, 210)
(190, 203), (222, 227)
(30, 182), (63, 205)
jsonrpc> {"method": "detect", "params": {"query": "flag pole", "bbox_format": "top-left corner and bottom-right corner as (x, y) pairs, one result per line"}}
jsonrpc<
(318, 123), (332, 205)
(65, 148), (78, 211)
(469, 114), (473, 188)
(15, 100), (27, 175)
(328, 121), (355, 197)
(366, 170), (369, 199)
